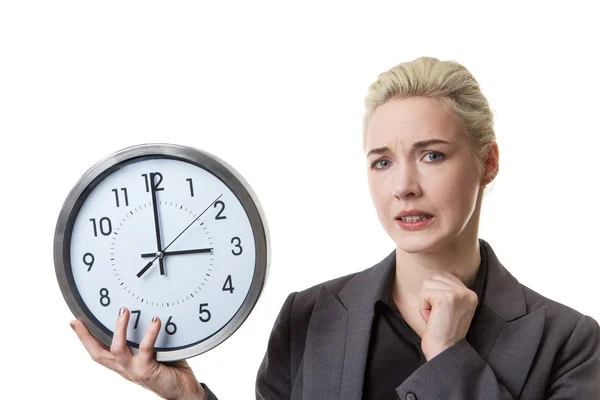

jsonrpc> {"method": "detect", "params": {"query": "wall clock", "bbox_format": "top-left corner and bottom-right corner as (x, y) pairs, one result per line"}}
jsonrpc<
(54, 143), (269, 361)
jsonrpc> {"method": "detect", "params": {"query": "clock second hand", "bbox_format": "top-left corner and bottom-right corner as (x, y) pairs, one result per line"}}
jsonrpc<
(136, 194), (223, 278)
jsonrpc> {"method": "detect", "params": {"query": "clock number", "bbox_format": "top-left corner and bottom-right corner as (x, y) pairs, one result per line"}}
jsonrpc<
(142, 172), (164, 192)
(214, 200), (226, 220)
(199, 303), (212, 322)
(222, 275), (234, 293)
(83, 253), (95, 271)
(231, 237), (243, 256)
(99, 288), (110, 307)
(111, 188), (129, 207)
(165, 316), (177, 335)
(130, 310), (141, 329)
(90, 217), (112, 237)
(186, 178), (194, 197)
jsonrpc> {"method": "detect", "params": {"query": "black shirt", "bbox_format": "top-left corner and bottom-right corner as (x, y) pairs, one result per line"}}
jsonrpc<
(362, 245), (488, 399)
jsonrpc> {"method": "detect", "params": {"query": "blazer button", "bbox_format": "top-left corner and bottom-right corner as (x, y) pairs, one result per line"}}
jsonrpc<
(406, 392), (417, 400)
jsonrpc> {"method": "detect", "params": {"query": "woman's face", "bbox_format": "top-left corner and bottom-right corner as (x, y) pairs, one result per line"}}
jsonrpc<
(365, 96), (489, 253)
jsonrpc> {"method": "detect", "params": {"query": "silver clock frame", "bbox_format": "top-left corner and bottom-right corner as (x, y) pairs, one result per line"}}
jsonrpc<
(54, 143), (270, 362)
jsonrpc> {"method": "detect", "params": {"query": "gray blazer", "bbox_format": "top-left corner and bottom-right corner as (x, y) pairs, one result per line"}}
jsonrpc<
(204, 239), (600, 399)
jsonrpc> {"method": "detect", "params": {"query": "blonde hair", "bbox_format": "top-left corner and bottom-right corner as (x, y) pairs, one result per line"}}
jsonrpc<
(362, 56), (496, 175)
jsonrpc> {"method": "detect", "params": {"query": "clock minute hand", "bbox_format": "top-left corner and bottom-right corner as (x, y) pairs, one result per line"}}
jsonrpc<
(140, 248), (213, 258)
(150, 173), (166, 276)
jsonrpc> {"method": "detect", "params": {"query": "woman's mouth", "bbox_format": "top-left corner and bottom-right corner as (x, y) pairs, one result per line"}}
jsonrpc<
(395, 215), (434, 230)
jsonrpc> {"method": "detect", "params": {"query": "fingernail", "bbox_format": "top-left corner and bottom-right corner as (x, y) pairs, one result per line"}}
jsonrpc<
(70, 322), (75, 332)
(152, 316), (158, 323)
(119, 307), (126, 316)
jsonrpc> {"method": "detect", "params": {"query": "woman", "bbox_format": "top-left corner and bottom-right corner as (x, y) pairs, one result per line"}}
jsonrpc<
(70, 56), (600, 399)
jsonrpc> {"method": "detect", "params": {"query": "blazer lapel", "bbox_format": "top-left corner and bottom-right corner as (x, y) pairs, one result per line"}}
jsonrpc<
(488, 308), (546, 397)
(337, 305), (376, 400)
(302, 252), (395, 400)
(467, 239), (546, 398)
(302, 285), (348, 400)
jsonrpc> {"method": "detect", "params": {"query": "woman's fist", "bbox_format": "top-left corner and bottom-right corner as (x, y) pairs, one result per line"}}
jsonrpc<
(418, 272), (478, 361)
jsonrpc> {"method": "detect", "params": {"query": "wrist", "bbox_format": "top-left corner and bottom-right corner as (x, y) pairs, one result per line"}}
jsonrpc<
(177, 381), (205, 400)
(424, 339), (462, 361)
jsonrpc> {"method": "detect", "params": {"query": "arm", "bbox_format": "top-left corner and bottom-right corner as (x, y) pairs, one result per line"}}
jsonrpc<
(395, 315), (600, 400)
(545, 315), (600, 398)
(396, 338), (516, 399)
(255, 292), (297, 400)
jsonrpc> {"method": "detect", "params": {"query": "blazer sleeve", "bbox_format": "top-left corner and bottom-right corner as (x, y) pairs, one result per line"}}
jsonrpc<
(395, 338), (517, 399)
(197, 292), (298, 400)
(255, 291), (298, 400)
(545, 314), (600, 398)
(199, 382), (218, 400)
(395, 315), (600, 400)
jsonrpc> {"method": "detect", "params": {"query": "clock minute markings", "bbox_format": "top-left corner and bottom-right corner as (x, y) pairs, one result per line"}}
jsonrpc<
(136, 194), (223, 278)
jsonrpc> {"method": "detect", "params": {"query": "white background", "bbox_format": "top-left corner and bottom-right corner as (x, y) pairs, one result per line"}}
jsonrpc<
(1, 1), (599, 399)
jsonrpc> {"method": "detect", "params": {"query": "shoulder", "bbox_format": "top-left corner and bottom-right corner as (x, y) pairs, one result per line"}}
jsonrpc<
(520, 282), (599, 342)
(287, 268), (360, 316)
(282, 260), (382, 328)
(518, 283), (600, 384)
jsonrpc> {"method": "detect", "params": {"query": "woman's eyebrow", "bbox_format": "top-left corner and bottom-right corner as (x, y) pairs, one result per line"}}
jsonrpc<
(366, 139), (452, 157)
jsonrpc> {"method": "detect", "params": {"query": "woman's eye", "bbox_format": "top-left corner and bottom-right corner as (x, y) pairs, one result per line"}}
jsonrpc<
(424, 151), (445, 162)
(372, 159), (390, 169)
(371, 153), (444, 169)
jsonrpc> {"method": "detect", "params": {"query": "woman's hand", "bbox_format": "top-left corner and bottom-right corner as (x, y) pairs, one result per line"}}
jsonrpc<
(419, 272), (478, 361)
(70, 307), (205, 400)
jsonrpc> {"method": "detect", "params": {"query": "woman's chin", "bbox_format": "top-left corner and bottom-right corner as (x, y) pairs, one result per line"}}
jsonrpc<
(392, 232), (444, 254)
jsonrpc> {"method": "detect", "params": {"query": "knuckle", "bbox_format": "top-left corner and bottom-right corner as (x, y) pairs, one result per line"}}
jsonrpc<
(468, 291), (479, 304)
(110, 345), (125, 358)
(444, 292), (457, 304)
(134, 366), (157, 385)
(139, 341), (154, 354)
(138, 370), (154, 385)
(91, 352), (112, 367)
(90, 351), (102, 363)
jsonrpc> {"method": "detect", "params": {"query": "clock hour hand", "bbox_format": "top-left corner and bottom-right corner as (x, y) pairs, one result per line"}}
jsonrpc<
(140, 248), (213, 258)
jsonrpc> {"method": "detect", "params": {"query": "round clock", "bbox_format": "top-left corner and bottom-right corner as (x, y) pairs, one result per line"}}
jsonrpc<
(54, 143), (270, 362)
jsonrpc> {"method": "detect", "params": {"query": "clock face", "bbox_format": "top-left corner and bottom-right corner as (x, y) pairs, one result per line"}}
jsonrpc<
(55, 145), (268, 361)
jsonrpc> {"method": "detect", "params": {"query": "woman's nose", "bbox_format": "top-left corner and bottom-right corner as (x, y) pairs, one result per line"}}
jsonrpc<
(392, 166), (422, 199)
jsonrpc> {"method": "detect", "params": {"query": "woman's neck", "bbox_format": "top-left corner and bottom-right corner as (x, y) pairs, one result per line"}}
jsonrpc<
(392, 238), (482, 305)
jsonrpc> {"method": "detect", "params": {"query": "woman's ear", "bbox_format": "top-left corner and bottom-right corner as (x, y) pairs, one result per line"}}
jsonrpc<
(481, 142), (499, 187)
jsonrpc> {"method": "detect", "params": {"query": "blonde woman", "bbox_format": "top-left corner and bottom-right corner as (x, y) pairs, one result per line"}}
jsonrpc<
(71, 57), (600, 399)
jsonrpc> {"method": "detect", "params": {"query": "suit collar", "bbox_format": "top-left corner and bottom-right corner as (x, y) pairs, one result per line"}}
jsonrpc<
(337, 249), (395, 310)
(477, 238), (527, 321)
(337, 238), (526, 322)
